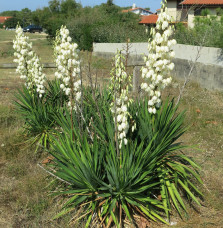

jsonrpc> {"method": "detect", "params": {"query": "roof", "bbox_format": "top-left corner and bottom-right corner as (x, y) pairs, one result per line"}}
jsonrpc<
(122, 7), (153, 14)
(139, 14), (158, 24)
(180, 0), (223, 5)
(139, 14), (188, 25)
(0, 16), (12, 24)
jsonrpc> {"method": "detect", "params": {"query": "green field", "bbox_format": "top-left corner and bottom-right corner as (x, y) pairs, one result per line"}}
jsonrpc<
(0, 30), (223, 227)
(0, 29), (53, 63)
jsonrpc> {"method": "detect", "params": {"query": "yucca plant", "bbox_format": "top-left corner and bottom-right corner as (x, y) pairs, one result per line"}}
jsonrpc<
(131, 99), (203, 220)
(14, 82), (63, 151)
(45, 79), (69, 109)
(46, 93), (203, 227)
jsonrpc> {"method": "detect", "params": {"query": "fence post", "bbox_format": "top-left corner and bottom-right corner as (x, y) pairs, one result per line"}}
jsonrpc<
(133, 65), (141, 93)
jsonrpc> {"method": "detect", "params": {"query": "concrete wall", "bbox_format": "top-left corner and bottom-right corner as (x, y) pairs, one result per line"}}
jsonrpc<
(93, 43), (223, 66)
(172, 58), (223, 91)
(167, 1), (177, 20)
(188, 9), (195, 28)
(93, 43), (223, 91)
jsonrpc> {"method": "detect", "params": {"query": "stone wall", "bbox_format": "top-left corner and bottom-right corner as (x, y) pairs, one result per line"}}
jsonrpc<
(93, 43), (223, 91)
(173, 58), (223, 91)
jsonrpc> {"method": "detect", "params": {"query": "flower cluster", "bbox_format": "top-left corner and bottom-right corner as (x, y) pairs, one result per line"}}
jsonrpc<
(141, 0), (176, 114)
(110, 50), (132, 148)
(54, 26), (81, 107)
(31, 54), (46, 98)
(13, 25), (45, 97)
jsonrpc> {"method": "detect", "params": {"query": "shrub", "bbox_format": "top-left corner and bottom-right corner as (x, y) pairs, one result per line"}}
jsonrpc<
(174, 15), (223, 48)
(14, 80), (68, 151)
(12, 2), (203, 226)
(46, 93), (202, 227)
(66, 5), (149, 50)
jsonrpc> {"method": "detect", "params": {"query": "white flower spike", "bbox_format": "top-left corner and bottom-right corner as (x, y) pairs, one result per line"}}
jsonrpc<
(54, 25), (81, 108)
(141, 0), (176, 114)
(110, 50), (133, 148)
(13, 25), (45, 97)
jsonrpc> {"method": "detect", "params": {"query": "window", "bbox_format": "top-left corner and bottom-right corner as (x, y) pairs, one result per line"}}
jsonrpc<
(177, 0), (183, 9)
(194, 8), (202, 16)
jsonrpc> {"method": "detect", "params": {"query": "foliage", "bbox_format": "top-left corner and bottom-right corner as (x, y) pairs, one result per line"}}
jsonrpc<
(46, 79), (69, 108)
(48, 0), (60, 13)
(46, 92), (203, 227)
(2, 0), (148, 49)
(33, 0), (80, 38)
(200, 9), (210, 17)
(3, 8), (32, 28)
(67, 5), (148, 50)
(11, 6), (203, 226)
(131, 99), (203, 219)
(174, 15), (223, 48)
(0, 10), (19, 16)
(216, 7), (223, 16)
(4, 17), (21, 29)
(14, 80), (67, 151)
(60, 0), (81, 16)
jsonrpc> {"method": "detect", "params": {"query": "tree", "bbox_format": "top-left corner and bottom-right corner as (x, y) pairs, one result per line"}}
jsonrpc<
(0, 10), (19, 16)
(106, 0), (114, 6)
(48, 0), (60, 14)
(32, 7), (51, 26)
(4, 17), (22, 28)
(61, 0), (80, 16)
(18, 8), (33, 27)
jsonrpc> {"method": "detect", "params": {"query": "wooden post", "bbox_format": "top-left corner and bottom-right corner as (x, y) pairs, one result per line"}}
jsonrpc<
(133, 66), (141, 93)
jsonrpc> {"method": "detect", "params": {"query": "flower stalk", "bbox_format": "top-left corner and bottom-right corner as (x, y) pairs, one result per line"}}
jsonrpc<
(110, 50), (132, 150)
(141, 0), (176, 114)
(13, 25), (46, 97)
(54, 25), (81, 110)
(54, 26), (82, 140)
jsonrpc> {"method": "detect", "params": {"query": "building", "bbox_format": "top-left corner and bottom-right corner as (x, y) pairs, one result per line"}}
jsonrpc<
(167, 0), (223, 27)
(139, 0), (223, 27)
(0, 16), (12, 24)
(122, 3), (153, 16)
(139, 14), (158, 26)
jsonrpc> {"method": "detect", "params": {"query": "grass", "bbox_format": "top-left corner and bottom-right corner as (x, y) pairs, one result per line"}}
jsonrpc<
(0, 29), (53, 64)
(0, 30), (223, 227)
(0, 29), (47, 42)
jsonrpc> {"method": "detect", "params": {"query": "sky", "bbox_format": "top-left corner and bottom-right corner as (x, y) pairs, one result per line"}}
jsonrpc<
(0, 0), (161, 13)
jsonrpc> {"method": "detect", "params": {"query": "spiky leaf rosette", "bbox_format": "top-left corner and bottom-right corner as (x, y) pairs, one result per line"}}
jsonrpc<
(45, 94), (202, 227)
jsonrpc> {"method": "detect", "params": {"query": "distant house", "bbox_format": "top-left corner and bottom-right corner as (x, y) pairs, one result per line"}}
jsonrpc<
(122, 3), (153, 16)
(0, 16), (12, 25)
(139, 14), (158, 26)
(167, 0), (223, 27)
(139, 0), (223, 28)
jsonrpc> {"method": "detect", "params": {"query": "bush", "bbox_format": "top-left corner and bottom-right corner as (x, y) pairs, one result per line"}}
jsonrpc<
(174, 15), (223, 48)
(13, 10), (203, 226)
(66, 6), (149, 50)
(45, 91), (203, 227)
(14, 80), (68, 151)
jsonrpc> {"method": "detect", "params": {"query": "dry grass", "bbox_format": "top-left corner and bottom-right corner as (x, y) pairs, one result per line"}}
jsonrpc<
(153, 81), (223, 228)
(0, 29), (47, 42)
(0, 30), (223, 227)
(0, 29), (52, 65)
